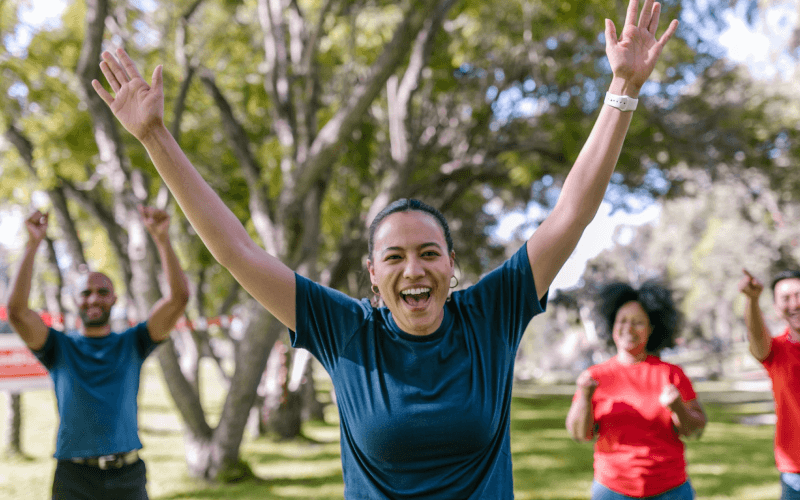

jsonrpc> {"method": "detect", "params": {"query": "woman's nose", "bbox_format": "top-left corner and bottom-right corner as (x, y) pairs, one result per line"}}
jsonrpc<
(403, 257), (424, 278)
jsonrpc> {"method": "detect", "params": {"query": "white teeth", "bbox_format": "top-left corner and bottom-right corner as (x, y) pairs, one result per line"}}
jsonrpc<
(401, 287), (431, 295)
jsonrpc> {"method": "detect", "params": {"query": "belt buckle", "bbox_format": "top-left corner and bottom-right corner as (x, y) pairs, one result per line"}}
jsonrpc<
(98, 454), (121, 470)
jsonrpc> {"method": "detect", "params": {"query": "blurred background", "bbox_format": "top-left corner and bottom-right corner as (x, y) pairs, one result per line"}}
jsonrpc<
(0, 0), (798, 498)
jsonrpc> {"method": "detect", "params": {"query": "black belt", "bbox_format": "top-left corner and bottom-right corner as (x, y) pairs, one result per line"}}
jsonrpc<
(70, 450), (139, 470)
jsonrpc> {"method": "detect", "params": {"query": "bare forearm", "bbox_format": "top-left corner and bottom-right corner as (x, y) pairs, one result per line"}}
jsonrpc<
(154, 237), (190, 305)
(555, 87), (634, 226)
(566, 395), (595, 442)
(744, 297), (771, 360)
(140, 125), (254, 267)
(7, 241), (49, 349)
(7, 243), (39, 315)
(670, 401), (706, 438)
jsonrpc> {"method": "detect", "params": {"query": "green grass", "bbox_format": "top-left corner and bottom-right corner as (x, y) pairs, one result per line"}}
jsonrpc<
(0, 359), (782, 499)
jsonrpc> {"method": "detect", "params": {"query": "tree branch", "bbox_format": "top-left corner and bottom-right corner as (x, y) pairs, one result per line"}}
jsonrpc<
(199, 72), (281, 255)
(295, 0), (455, 204)
(4, 124), (88, 273)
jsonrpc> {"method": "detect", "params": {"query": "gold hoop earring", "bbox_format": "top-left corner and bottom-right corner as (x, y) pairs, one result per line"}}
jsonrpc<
(371, 285), (380, 295)
(450, 276), (459, 288)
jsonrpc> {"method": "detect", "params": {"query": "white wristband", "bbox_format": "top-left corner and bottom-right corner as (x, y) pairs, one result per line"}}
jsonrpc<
(604, 92), (638, 112)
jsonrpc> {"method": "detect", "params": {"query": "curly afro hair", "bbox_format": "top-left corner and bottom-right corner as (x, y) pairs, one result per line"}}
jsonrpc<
(595, 280), (683, 355)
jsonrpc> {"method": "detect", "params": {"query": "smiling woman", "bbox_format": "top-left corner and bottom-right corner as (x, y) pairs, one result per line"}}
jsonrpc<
(366, 200), (455, 336)
(566, 280), (707, 500)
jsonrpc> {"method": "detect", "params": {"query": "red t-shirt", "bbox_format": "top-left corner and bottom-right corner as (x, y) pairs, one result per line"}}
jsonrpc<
(761, 330), (800, 473)
(581, 355), (697, 497)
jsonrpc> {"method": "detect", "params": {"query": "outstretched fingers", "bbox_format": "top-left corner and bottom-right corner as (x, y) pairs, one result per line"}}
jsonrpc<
(91, 79), (114, 106)
(623, 0), (640, 29)
(151, 64), (163, 94)
(116, 47), (145, 82)
(101, 51), (131, 90)
(604, 18), (618, 49)
(656, 19), (679, 47)
(99, 60), (122, 93)
(636, 0), (655, 30)
(646, 1), (661, 34)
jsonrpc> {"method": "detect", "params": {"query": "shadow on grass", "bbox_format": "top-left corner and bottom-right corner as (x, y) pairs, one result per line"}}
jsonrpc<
(156, 471), (345, 500)
(145, 394), (782, 500)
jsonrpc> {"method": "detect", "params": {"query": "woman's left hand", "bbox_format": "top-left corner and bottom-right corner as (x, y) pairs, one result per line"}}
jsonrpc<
(659, 382), (681, 409)
(605, 0), (679, 94)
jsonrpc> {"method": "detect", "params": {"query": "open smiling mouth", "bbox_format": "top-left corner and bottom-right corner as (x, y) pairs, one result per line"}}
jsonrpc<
(400, 287), (432, 307)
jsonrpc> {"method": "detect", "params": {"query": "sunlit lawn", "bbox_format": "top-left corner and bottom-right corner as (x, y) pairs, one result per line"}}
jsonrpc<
(0, 358), (782, 500)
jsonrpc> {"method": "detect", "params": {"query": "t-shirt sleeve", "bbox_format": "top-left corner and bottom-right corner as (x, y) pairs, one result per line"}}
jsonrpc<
(290, 273), (372, 371)
(31, 328), (59, 370)
(761, 337), (779, 368)
(134, 322), (160, 358)
(669, 364), (698, 402)
(456, 242), (546, 349)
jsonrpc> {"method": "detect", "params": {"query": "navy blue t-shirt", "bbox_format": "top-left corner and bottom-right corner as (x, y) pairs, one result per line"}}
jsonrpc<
(292, 243), (546, 499)
(33, 322), (159, 459)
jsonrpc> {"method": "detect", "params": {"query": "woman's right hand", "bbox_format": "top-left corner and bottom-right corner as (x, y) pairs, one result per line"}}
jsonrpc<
(92, 48), (165, 142)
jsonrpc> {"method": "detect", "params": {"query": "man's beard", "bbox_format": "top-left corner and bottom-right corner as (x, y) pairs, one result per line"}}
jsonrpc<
(79, 310), (111, 327)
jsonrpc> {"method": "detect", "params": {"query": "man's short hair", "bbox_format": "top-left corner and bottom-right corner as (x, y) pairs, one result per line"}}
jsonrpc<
(771, 270), (800, 296)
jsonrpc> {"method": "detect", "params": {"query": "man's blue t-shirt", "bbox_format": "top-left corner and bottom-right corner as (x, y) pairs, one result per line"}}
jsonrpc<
(33, 322), (159, 459)
(292, 243), (546, 499)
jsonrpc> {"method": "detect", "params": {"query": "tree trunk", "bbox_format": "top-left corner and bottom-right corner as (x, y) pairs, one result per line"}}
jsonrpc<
(3, 392), (22, 457)
(262, 340), (302, 439)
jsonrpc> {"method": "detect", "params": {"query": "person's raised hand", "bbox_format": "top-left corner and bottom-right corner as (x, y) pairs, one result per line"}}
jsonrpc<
(138, 205), (170, 243)
(92, 48), (164, 142)
(738, 268), (764, 300)
(605, 0), (679, 95)
(24, 211), (49, 247)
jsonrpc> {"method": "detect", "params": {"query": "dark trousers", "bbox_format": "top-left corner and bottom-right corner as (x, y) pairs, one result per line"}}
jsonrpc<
(52, 459), (148, 500)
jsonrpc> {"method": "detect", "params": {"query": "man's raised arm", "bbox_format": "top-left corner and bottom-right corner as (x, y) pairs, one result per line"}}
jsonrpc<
(140, 205), (190, 342)
(7, 211), (51, 350)
(738, 268), (772, 361)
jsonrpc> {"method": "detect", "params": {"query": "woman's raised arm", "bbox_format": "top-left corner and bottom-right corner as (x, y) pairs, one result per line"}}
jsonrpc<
(92, 48), (297, 330)
(526, 0), (678, 299)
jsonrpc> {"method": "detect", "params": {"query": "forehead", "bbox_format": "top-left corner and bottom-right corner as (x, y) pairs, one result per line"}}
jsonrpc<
(615, 300), (647, 319)
(775, 278), (800, 298)
(374, 211), (446, 250)
(76, 273), (115, 293)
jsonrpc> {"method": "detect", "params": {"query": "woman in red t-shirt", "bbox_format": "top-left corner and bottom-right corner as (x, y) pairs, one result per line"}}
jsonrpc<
(566, 281), (707, 499)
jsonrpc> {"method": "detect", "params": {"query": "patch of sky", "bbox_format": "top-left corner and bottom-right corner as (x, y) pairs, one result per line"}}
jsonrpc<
(8, 82), (28, 99)
(643, 167), (670, 195)
(546, 37), (558, 50)
(483, 182), (661, 291)
(523, 79), (536, 92)
(3, 0), (66, 57)
(133, 19), (161, 49)
(133, 0), (158, 12)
